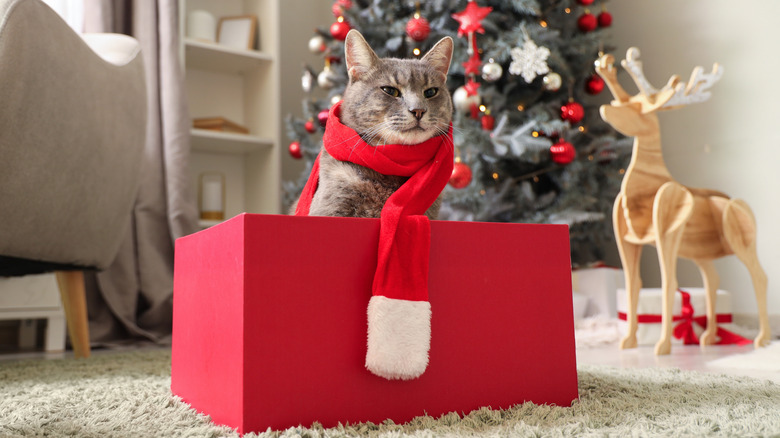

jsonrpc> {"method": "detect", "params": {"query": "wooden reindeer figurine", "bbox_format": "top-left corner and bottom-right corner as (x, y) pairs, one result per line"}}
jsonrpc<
(595, 48), (771, 355)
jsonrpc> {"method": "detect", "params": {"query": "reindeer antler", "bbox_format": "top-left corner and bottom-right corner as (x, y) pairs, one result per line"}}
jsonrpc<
(595, 53), (630, 104)
(596, 47), (723, 114)
(662, 62), (723, 109)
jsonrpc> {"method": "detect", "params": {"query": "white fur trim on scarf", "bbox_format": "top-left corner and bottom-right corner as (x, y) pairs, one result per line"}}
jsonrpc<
(365, 295), (431, 380)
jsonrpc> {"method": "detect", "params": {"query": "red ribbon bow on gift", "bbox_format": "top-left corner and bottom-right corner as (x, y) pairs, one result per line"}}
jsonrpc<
(618, 289), (752, 345)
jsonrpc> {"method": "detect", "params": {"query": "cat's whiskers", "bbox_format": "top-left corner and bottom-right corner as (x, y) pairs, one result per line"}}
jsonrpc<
(339, 121), (395, 161)
(360, 121), (394, 146)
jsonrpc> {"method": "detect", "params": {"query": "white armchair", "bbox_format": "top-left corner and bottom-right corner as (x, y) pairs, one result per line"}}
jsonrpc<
(0, 0), (147, 358)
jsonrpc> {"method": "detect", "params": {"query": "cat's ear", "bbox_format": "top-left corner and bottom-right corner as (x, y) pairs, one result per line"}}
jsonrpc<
(345, 30), (379, 81)
(421, 36), (454, 79)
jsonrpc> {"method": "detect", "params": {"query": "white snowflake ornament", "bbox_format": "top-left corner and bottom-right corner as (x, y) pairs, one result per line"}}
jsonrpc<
(509, 38), (550, 83)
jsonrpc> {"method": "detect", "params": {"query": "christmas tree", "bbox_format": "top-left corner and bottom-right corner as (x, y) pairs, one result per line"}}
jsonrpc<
(283, 0), (631, 267)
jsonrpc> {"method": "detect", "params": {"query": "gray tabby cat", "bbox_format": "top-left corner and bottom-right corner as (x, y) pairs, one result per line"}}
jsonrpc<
(295, 30), (454, 219)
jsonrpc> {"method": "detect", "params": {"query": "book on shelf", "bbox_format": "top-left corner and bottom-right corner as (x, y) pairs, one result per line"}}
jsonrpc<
(193, 117), (249, 135)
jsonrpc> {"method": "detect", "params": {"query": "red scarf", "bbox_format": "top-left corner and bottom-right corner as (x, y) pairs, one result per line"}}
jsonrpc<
(295, 101), (454, 302)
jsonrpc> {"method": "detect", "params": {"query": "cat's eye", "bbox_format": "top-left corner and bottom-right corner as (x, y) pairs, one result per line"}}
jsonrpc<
(424, 88), (438, 98)
(381, 86), (401, 97)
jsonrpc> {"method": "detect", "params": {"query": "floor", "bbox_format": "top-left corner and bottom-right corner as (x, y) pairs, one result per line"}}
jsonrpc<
(1, 342), (777, 382)
(577, 343), (780, 383)
(0, 324), (777, 383)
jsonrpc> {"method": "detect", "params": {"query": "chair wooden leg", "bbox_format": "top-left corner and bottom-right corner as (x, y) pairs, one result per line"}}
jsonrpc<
(55, 271), (91, 358)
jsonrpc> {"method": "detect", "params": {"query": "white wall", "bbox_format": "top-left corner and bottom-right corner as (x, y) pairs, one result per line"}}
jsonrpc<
(609, 1), (780, 317)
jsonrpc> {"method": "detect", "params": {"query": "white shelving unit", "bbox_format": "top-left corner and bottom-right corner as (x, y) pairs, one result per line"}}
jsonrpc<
(183, 37), (274, 73)
(190, 128), (273, 154)
(179, 0), (281, 228)
(0, 274), (65, 352)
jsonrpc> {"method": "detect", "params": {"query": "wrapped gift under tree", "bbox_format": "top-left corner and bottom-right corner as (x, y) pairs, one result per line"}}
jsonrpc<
(616, 288), (751, 346)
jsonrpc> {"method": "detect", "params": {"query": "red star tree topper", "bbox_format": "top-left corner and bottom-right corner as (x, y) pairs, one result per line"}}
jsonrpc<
(451, 1), (493, 36)
(453, 1), (492, 120)
(463, 52), (482, 76)
(464, 77), (480, 96)
(464, 77), (481, 119)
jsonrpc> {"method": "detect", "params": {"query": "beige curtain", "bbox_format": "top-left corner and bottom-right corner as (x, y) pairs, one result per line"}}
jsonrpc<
(83, 0), (197, 344)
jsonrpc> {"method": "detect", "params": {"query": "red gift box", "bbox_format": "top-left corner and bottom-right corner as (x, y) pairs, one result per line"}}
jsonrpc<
(171, 214), (578, 434)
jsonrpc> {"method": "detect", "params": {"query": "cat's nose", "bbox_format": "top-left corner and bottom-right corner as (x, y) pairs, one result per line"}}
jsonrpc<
(409, 108), (426, 120)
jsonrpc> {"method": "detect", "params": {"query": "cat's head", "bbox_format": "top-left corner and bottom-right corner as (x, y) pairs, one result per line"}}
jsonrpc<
(340, 30), (453, 146)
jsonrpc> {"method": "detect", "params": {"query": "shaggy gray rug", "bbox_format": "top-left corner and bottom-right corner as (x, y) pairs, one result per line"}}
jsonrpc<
(1, 349), (778, 437)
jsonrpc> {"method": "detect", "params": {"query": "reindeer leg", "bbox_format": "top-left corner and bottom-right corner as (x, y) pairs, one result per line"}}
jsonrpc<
(694, 259), (719, 346)
(722, 199), (771, 348)
(613, 194), (643, 349)
(653, 182), (694, 355)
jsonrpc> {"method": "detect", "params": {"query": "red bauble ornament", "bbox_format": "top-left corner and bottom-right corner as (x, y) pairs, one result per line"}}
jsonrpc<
(481, 114), (495, 131)
(288, 141), (303, 159)
(331, 0), (352, 17)
(598, 11), (613, 27)
(561, 101), (585, 123)
(330, 20), (351, 41)
(577, 12), (597, 32)
(576, 0), (595, 5)
(317, 109), (330, 127)
(449, 161), (472, 189)
(304, 119), (316, 133)
(585, 74), (605, 95)
(406, 16), (431, 42)
(550, 139), (576, 165)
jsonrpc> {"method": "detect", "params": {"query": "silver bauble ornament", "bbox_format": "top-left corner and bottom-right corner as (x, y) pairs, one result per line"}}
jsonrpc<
(308, 35), (326, 54)
(481, 59), (503, 82)
(452, 86), (481, 112)
(542, 72), (562, 92)
(317, 68), (335, 89)
(301, 69), (314, 92)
